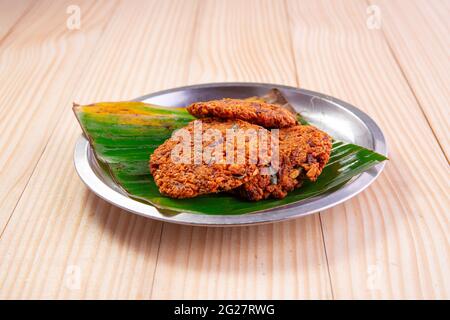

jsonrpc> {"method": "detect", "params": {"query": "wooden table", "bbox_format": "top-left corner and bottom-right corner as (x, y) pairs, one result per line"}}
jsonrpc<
(0, 0), (448, 299)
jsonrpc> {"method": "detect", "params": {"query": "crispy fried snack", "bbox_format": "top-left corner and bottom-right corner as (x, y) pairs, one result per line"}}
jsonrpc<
(149, 118), (272, 199)
(234, 125), (332, 201)
(187, 98), (297, 128)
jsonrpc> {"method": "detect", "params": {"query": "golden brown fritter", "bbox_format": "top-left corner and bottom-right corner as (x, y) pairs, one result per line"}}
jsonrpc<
(149, 118), (272, 199)
(234, 125), (332, 201)
(187, 98), (297, 128)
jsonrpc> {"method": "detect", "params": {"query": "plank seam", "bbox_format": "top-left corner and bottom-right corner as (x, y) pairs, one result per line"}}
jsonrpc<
(366, 0), (449, 163)
(283, 0), (300, 89)
(283, 0), (335, 299)
(148, 0), (202, 299)
(148, 222), (165, 299)
(0, 1), (37, 47)
(0, 140), (49, 240)
(383, 39), (449, 164)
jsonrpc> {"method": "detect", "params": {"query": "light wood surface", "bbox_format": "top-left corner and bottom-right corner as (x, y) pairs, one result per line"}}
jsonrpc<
(0, 0), (448, 299)
(371, 0), (450, 159)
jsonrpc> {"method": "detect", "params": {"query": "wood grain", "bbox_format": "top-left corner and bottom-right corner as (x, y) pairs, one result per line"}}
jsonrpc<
(0, 0), (199, 299)
(0, 0), (33, 41)
(150, 0), (332, 300)
(286, 0), (449, 299)
(0, 0), (118, 231)
(0, 0), (448, 299)
(371, 0), (450, 159)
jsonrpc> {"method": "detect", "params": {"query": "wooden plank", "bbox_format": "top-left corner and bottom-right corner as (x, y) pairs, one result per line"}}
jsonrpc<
(0, 0), (33, 41)
(0, 0), (199, 299)
(0, 0), (118, 231)
(2, 0), (446, 300)
(150, 0), (332, 299)
(286, 0), (449, 299)
(371, 0), (450, 159)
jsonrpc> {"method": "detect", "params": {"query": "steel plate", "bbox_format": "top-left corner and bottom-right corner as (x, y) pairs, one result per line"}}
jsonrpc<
(74, 82), (387, 226)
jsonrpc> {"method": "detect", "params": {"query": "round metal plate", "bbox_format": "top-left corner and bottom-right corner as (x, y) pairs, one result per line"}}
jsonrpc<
(74, 82), (387, 226)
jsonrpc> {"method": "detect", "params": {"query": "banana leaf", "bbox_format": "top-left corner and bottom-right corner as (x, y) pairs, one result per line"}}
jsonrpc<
(73, 99), (387, 215)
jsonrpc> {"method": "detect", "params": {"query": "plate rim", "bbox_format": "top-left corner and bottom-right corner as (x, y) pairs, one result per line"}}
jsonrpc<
(74, 82), (388, 226)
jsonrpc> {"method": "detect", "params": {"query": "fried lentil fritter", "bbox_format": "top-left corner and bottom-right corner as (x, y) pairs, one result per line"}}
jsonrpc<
(187, 98), (297, 128)
(234, 125), (332, 201)
(149, 118), (272, 199)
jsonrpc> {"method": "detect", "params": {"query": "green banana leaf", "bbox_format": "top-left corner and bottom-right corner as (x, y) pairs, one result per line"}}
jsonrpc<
(73, 100), (387, 215)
